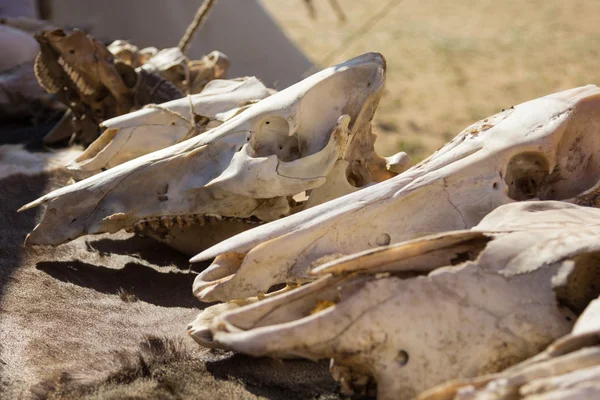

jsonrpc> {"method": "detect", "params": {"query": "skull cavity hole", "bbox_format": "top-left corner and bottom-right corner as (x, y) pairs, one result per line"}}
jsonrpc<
(251, 116), (300, 162)
(504, 152), (549, 201)
(346, 161), (371, 187)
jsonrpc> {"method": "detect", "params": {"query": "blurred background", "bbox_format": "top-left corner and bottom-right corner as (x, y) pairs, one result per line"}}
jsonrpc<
(264, 0), (600, 161)
(4, 0), (600, 161)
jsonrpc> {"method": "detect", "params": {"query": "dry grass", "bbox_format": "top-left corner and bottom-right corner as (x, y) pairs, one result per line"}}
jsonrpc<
(263, 0), (600, 161)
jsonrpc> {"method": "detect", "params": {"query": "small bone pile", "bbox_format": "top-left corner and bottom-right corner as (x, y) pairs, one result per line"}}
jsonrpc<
(107, 40), (229, 95)
(17, 37), (600, 399)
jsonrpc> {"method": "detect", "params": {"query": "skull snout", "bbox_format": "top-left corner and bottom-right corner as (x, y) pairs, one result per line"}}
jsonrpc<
(193, 253), (245, 300)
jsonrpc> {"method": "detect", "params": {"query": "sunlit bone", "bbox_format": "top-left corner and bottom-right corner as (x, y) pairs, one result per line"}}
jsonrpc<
(69, 77), (272, 174)
(20, 53), (401, 255)
(191, 85), (600, 302)
(190, 201), (600, 400)
(420, 293), (600, 400)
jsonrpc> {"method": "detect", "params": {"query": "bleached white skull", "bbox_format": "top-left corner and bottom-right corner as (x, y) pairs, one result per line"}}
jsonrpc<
(421, 294), (600, 400)
(191, 85), (600, 302)
(20, 53), (399, 255)
(189, 201), (600, 400)
(69, 77), (273, 175)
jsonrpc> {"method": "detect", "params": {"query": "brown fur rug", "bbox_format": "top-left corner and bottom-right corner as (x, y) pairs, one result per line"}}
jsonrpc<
(0, 145), (342, 399)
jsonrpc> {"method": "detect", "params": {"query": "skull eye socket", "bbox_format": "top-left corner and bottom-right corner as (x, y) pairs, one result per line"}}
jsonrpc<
(250, 116), (301, 162)
(504, 152), (549, 201)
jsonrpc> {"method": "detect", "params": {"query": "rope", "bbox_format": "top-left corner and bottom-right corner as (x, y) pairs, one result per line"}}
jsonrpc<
(178, 0), (217, 54)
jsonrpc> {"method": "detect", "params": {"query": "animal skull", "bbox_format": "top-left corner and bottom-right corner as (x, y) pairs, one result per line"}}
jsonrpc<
(34, 28), (183, 144)
(420, 293), (600, 400)
(191, 85), (600, 302)
(189, 201), (600, 400)
(69, 77), (273, 174)
(21, 53), (399, 255)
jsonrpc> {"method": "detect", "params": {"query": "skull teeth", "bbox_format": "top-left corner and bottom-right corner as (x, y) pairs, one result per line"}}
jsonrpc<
(126, 213), (265, 233)
(34, 53), (60, 93)
(160, 216), (174, 229)
(57, 56), (95, 96)
(175, 216), (188, 228)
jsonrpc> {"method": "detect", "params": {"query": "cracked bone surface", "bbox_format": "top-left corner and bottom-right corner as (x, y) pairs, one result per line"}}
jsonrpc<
(189, 201), (600, 400)
(69, 77), (272, 174)
(191, 84), (600, 302)
(20, 52), (396, 255)
(420, 293), (600, 400)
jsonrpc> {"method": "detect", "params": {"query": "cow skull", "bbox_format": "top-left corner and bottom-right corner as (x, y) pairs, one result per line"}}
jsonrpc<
(189, 201), (600, 400)
(20, 53), (400, 255)
(68, 77), (273, 175)
(191, 85), (600, 302)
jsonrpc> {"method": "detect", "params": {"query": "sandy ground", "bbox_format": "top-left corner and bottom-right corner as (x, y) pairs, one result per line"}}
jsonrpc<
(263, 0), (600, 161)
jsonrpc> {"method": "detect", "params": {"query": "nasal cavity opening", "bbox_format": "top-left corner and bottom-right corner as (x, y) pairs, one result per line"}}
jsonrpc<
(346, 160), (371, 187)
(504, 152), (550, 201)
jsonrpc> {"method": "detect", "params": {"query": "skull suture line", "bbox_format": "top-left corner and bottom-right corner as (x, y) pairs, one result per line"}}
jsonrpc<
(190, 85), (600, 302)
(21, 53), (403, 255)
(189, 201), (600, 400)
(68, 77), (273, 175)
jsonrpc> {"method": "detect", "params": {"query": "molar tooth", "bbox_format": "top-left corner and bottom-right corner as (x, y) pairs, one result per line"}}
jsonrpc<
(205, 214), (222, 225)
(194, 215), (205, 226)
(83, 83), (94, 95)
(175, 216), (187, 227)
(148, 219), (161, 231)
(134, 219), (147, 232)
(161, 216), (174, 229)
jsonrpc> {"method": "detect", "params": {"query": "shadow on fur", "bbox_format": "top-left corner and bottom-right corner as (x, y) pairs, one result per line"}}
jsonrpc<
(85, 236), (192, 269)
(205, 352), (342, 400)
(36, 261), (199, 308)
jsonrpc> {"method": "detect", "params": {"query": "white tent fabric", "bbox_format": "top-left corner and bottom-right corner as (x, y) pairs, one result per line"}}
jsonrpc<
(49, 0), (314, 89)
